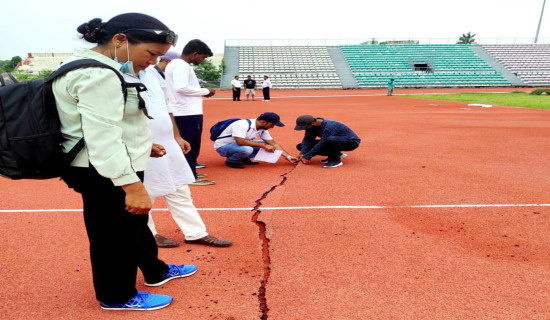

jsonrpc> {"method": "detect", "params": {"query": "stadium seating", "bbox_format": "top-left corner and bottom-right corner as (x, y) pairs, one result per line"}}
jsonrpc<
(224, 43), (550, 89)
(236, 46), (342, 89)
(341, 44), (511, 88)
(479, 44), (550, 86)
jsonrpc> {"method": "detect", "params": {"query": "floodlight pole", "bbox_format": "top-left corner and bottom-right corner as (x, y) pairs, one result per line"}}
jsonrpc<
(535, 0), (546, 43)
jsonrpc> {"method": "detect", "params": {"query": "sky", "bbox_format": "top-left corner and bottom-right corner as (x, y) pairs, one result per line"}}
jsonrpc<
(1, 0), (548, 60)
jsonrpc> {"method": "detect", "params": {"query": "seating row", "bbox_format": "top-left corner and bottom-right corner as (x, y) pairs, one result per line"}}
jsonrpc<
(231, 44), (549, 88)
(342, 44), (494, 76)
(480, 44), (550, 86)
(354, 72), (511, 88)
(238, 46), (338, 85)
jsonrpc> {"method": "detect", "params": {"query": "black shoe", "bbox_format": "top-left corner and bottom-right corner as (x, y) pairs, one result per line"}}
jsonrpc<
(196, 163), (206, 169)
(323, 161), (343, 168)
(225, 160), (245, 169)
(320, 153), (348, 163)
(242, 158), (260, 165)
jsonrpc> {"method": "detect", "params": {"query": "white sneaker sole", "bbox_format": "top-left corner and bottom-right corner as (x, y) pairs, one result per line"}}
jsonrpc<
(101, 302), (171, 311)
(323, 162), (343, 168)
(144, 269), (198, 287)
(190, 179), (216, 186)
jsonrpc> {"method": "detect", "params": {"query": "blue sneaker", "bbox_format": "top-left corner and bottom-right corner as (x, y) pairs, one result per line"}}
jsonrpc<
(100, 291), (172, 311)
(145, 264), (198, 287)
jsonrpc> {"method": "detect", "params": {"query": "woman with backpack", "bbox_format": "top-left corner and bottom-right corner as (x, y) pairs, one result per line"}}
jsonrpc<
(52, 13), (196, 311)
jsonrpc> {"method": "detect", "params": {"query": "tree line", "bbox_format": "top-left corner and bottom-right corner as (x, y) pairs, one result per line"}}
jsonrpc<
(1, 56), (223, 84)
(0, 56), (22, 73)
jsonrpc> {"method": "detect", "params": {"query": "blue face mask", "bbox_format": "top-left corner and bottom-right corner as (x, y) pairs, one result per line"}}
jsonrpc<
(119, 61), (135, 75)
(114, 43), (136, 75)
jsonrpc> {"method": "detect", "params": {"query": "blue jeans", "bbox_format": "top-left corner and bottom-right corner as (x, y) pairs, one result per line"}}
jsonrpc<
(297, 137), (360, 161)
(216, 142), (261, 162)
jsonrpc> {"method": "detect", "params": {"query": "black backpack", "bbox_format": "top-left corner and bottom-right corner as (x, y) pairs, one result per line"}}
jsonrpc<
(0, 59), (130, 180)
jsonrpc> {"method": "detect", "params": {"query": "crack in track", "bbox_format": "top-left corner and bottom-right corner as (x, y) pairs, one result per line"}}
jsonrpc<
(251, 163), (298, 320)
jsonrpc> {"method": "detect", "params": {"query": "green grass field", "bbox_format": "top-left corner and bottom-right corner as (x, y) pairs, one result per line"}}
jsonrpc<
(403, 91), (550, 109)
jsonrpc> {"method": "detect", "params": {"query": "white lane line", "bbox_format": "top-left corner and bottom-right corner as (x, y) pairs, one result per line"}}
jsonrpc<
(209, 94), (385, 100)
(1, 203), (549, 213)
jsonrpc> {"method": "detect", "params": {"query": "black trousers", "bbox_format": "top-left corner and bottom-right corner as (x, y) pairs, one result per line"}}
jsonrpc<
(175, 114), (203, 178)
(262, 87), (270, 100)
(297, 137), (360, 161)
(233, 88), (241, 101)
(62, 166), (168, 304)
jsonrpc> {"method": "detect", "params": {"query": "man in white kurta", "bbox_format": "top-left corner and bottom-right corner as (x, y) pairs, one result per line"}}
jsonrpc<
(139, 54), (232, 248)
(164, 40), (215, 185)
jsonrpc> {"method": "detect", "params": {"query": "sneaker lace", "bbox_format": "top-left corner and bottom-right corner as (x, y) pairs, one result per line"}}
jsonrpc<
(166, 264), (184, 277)
(125, 291), (149, 307)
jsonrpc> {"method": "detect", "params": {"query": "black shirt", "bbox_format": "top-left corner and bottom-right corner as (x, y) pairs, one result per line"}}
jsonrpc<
(244, 79), (256, 89)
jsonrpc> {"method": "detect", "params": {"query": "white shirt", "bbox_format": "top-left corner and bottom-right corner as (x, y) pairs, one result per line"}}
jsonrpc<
(139, 66), (195, 198)
(262, 79), (272, 88)
(214, 118), (273, 149)
(165, 59), (210, 116)
(231, 79), (242, 88)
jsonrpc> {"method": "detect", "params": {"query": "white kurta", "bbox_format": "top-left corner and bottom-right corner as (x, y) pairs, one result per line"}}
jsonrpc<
(164, 59), (209, 116)
(139, 66), (195, 198)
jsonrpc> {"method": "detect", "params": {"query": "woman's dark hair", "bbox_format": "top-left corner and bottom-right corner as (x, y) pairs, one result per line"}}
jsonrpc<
(182, 39), (213, 56)
(77, 13), (173, 45)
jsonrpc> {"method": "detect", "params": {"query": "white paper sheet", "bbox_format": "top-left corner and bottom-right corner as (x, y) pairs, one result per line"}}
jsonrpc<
(254, 148), (282, 163)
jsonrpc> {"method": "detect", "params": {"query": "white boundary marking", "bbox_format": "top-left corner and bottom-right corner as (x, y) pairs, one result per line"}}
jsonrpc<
(1, 203), (549, 214)
(210, 94), (386, 100)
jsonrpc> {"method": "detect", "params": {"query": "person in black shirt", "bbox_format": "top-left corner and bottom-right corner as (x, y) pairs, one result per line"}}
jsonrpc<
(244, 75), (257, 101)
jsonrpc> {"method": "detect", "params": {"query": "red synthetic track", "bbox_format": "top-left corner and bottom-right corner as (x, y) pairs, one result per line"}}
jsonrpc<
(1, 88), (550, 320)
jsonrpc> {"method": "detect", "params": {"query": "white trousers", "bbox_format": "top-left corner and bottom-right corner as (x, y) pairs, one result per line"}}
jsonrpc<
(147, 185), (208, 240)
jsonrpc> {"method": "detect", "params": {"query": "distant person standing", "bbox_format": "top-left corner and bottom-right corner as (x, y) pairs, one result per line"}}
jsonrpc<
(231, 75), (241, 101)
(165, 39), (216, 186)
(244, 75), (257, 101)
(387, 78), (395, 96)
(262, 75), (272, 101)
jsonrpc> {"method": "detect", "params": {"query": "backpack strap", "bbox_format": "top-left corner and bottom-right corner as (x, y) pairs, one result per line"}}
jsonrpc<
(154, 65), (165, 79)
(217, 119), (252, 140)
(65, 138), (86, 163)
(125, 82), (153, 119)
(47, 59), (132, 161)
(47, 59), (130, 104)
(7, 72), (18, 84)
(46, 59), (124, 85)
